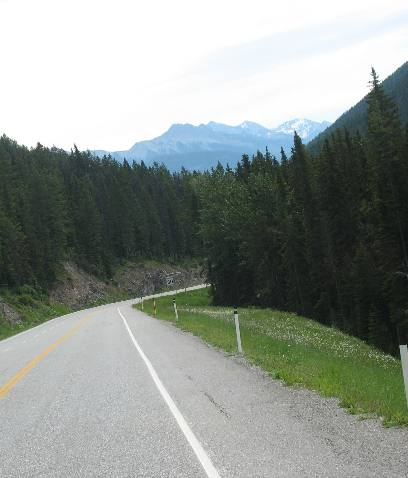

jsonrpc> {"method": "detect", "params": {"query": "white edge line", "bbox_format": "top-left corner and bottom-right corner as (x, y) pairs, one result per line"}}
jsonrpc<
(118, 307), (220, 478)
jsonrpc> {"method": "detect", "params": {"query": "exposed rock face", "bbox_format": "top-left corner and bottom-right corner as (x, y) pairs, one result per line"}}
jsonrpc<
(0, 298), (23, 325)
(50, 261), (205, 310)
(50, 262), (113, 310)
(114, 262), (204, 297)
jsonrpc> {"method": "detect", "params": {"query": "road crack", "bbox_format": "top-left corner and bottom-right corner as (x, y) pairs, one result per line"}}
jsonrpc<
(203, 391), (231, 419)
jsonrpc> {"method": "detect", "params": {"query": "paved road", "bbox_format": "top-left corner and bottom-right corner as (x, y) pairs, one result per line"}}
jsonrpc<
(1, 287), (408, 477)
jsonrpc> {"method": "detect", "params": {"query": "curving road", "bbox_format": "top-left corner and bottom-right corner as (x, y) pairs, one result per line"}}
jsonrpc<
(1, 286), (408, 477)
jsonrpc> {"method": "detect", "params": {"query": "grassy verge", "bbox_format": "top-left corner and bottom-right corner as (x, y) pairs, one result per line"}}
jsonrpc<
(0, 288), (70, 341)
(0, 287), (132, 342)
(135, 288), (408, 427)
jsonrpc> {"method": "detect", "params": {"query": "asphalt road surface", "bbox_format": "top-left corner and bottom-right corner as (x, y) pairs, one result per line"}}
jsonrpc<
(1, 286), (408, 477)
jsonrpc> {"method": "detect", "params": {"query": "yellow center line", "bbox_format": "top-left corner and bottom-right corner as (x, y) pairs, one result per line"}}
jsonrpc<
(0, 313), (94, 399)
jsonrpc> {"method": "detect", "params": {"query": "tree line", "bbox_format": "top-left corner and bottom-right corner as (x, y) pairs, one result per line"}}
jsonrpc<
(0, 140), (201, 289)
(198, 69), (408, 354)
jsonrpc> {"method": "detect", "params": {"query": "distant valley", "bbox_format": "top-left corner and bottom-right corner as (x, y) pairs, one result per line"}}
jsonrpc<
(94, 118), (330, 171)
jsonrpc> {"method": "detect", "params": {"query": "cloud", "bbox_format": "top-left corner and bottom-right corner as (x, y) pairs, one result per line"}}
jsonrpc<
(199, 11), (408, 80)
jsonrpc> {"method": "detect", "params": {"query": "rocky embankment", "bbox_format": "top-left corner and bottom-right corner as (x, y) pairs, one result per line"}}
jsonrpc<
(114, 261), (204, 297)
(0, 261), (204, 326)
(0, 298), (23, 325)
(50, 262), (115, 310)
(50, 261), (204, 311)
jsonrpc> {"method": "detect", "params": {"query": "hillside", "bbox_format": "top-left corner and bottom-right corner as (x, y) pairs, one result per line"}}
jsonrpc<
(197, 70), (408, 357)
(95, 119), (330, 171)
(308, 61), (408, 153)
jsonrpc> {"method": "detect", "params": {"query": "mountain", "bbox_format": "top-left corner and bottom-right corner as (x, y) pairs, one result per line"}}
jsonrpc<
(95, 119), (330, 171)
(308, 61), (408, 153)
(274, 118), (331, 139)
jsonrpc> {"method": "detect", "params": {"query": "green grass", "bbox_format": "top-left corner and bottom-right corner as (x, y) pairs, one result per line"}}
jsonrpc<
(0, 288), (71, 341)
(135, 288), (408, 427)
(0, 287), (132, 342)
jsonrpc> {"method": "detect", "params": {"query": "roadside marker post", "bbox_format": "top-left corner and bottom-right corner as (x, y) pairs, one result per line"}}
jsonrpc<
(153, 299), (157, 317)
(141, 296), (144, 311)
(234, 307), (243, 354)
(173, 298), (179, 321)
(398, 327), (408, 407)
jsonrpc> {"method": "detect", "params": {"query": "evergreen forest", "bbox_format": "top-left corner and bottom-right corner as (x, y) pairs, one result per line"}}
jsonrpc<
(0, 69), (407, 354)
(0, 142), (201, 287)
(199, 69), (408, 355)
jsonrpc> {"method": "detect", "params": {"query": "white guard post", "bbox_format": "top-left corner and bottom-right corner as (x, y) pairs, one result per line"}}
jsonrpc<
(398, 327), (408, 407)
(234, 307), (243, 354)
(173, 298), (179, 321)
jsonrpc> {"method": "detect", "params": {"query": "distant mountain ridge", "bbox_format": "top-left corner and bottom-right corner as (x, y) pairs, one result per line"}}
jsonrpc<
(94, 118), (330, 171)
(308, 61), (408, 153)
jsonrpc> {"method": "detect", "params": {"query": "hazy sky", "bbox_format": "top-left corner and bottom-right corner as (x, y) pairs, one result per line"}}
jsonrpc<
(1, 0), (407, 151)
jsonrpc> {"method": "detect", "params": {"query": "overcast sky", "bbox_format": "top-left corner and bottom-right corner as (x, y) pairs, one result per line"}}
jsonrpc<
(1, 0), (407, 151)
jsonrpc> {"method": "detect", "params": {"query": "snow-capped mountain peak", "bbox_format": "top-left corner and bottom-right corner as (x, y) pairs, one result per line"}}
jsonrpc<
(273, 118), (331, 139)
(238, 121), (270, 136)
